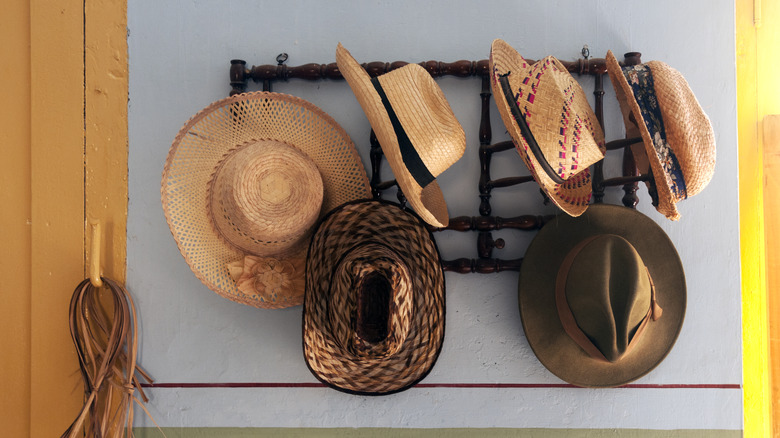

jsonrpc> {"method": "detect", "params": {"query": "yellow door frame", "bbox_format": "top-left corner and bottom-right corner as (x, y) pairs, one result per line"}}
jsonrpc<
(737, 0), (779, 436)
(1, 0), (128, 436)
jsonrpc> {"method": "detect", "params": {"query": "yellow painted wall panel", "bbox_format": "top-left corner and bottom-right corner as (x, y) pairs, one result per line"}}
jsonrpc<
(737, 0), (780, 436)
(764, 114), (780, 438)
(29, 0), (85, 435)
(0, 0), (32, 435)
(85, 0), (129, 283)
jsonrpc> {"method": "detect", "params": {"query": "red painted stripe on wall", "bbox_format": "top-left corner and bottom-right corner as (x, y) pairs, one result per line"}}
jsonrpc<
(141, 382), (741, 389)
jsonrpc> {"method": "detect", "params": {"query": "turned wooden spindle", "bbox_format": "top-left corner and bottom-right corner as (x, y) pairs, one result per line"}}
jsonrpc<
(603, 174), (650, 187)
(429, 214), (553, 233)
(621, 52), (642, 208)
(441, 257), (523, 274)
(478, 232), (505, 259)
(369, 130), (384, 200)
(591, 73), (606, 203)
(396, 188), (407, 209)
(231, 57), (612, 92)
(229, 59), (248, 96)
(478, 75), (494, 216)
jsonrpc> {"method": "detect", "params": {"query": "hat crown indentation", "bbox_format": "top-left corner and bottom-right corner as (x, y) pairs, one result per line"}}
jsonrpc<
(565, 235), (651, 363)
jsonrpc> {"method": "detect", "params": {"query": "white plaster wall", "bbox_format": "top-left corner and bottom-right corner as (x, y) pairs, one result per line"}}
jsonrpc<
(127, 0), (741, 430)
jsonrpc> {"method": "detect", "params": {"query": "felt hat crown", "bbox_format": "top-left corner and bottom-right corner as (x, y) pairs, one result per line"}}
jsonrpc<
(336, 43), (466, 227)
(162, 91), (371, 309)
(490, 39), (606, 217)
(303, 200), (445, 395)
(519, 204), (685, 387)
(606, 50), (716, 220)
(557, 234), (662, 363)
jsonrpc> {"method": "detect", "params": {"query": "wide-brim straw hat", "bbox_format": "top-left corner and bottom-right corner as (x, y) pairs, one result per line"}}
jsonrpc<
(336, 43), (466, 228)
(162, 92), (371, 309)
(606, 51), (716, 220)
(518, 204), (685, 387)
(489, 39), (606, 217)
(303, 200), (445, 395)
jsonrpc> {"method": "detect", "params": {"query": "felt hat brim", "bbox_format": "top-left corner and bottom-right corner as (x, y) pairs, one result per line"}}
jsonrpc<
(518, 204), (686, 387)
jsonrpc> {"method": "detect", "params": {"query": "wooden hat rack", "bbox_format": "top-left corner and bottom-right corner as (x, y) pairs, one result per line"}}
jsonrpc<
(227, 48), (650, 274)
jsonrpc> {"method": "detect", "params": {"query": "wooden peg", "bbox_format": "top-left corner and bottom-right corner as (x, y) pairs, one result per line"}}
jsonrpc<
(89, 220), (103, 287)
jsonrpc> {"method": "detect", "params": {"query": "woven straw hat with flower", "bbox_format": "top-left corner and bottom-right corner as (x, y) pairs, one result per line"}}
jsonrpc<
(162, 92), (371, 308)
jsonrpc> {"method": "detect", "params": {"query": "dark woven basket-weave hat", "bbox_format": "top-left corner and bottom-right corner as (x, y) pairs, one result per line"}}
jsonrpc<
(303, 200), (445, 395)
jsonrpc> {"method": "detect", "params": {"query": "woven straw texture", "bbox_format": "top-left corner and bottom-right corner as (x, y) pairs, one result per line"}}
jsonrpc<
(336, 43), (465, 228)
(303, 200), (445, 395)
(490, 39), (606, 217)
(162, 92), (371, 308)
(606, 51), (716, 220)
(208, 140), (323, 257)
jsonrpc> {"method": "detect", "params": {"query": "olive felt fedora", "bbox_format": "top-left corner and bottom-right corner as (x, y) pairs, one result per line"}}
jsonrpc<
(303, 200), (445, 395)
(336, 43), (466, 228)
(162, 91), (371, 308)
(606, 50), (716, 220)
(518, 204), (685, 387)
(489, 39), (606, 217)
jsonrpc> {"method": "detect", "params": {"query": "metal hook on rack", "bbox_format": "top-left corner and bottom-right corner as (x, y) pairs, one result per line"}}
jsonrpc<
(89, 219), (103, 287)
(581, 44), (590, 74)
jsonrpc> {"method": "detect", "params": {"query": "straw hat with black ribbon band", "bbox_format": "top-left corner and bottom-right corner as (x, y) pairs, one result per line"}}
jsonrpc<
(336, 43), (466, 228)
(489, 39), (606, 217)
(606, 50), (716, 221)
(162, 91), (371, 309)
(518, 203), (685, 388)
(303, 199), (445, 395)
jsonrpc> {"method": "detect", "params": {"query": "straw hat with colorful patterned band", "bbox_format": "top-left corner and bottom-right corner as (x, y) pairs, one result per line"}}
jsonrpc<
(303, 199), (445, 395)
(518, 204), (685, 387)
(606, 50), (716, 221)
(489, 39), (606, 217)
(336, 43), (466, 228)
(162, 92), (371, 309)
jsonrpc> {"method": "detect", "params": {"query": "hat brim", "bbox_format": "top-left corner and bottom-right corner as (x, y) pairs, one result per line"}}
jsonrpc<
(518, 204), (686, 387)
(489, 39), (600, 217)
(303, 199), (445, 395)
(336, 43), (451, 227)
(162, 92), (371, 309)
(606, 51), (680, 220)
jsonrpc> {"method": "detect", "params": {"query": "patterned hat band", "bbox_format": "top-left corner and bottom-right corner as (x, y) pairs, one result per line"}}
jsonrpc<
(621, 65), (688, 202)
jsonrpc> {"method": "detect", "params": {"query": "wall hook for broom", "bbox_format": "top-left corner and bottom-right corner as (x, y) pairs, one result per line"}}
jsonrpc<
(89, 219), (103, 287)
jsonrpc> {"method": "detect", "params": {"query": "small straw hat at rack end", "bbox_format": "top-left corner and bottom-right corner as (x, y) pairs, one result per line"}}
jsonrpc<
(336, 43), (466, 228)
(489, 39), (606, 217)
(519, 204), (685, 388)
(162, 91), (371, 309)
(606, 50), (716, 220)
(303, 200), (445, 395)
